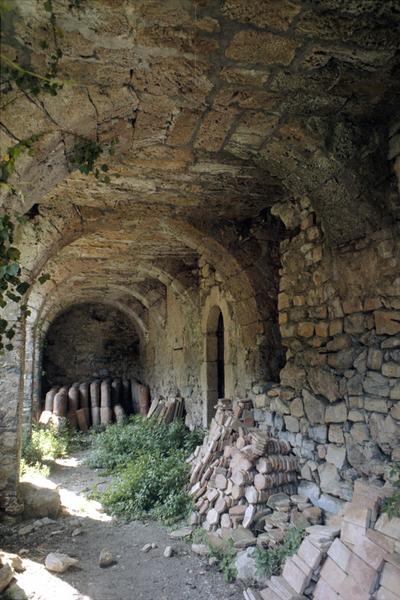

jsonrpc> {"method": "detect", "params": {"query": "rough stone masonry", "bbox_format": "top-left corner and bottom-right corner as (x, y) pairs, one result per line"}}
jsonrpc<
(0, 0), (399, 517)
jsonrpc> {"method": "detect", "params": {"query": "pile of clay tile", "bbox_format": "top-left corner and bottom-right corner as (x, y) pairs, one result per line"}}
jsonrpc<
(188, 399), (302, 542)
(244, 480), (400, 600)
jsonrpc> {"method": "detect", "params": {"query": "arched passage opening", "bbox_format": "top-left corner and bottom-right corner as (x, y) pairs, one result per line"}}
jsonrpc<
(41, 302), (142, 400)
(204, 305), (226, 426)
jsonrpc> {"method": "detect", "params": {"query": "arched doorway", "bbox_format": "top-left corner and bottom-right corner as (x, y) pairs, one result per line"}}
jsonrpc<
(204, 305), (225, 425)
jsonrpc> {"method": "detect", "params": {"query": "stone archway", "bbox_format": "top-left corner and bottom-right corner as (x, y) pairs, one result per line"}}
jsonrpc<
(201, 287), (236, 426)
(204, 305), (224, 425)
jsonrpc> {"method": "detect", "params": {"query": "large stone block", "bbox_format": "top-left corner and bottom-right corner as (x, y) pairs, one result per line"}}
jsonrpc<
(369, 413), (400, 454)
(326, 444), (346, 469)
(325, 402), (347, 423)
(226, 31), (298, 65)
(308, 367), (340, 402)
(221, 0), (301, 31)
(19, 481), (60, 519)
(363, 372), (390, 397)
(318, 463), (353, 500)
(302, 389), (326, 424)
(374, 311), (400, 335)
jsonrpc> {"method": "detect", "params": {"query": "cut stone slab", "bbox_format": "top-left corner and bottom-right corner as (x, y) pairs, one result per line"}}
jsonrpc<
(380, 562), (400, 596)
(298, 537), (324, 570)
(320, 557), (347, 594)
(343, 504), (371, 529)
(327, 538), (352, 572)
(268, 575), (306, 600)
(375, 514), (400, 541)
(282, 556), (312, 594)
(305, 525), (340, 541)
(353, 535), (386, 571)
(313, 577), (339, 600)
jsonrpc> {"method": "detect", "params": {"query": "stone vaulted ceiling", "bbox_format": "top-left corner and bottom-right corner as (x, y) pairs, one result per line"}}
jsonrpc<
(1, 0), (400, 325)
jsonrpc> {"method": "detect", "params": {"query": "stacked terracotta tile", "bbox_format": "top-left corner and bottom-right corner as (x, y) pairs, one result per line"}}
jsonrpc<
(244, 480), (400, 600)
(188, 399), (299, 534)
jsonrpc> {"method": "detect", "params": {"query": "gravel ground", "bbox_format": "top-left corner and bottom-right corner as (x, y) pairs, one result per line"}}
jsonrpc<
(1, 450), (245, 600)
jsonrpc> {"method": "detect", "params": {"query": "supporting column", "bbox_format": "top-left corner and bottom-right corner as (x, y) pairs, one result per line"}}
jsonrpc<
(0, 305), (26, 518)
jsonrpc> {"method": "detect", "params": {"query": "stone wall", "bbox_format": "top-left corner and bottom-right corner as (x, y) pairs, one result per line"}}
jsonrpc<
(42, 303), (142, 392)
(251, 198), (400, 511)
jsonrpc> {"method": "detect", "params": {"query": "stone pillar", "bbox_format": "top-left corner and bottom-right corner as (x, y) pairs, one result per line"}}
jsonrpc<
(0, 305), (26, 517)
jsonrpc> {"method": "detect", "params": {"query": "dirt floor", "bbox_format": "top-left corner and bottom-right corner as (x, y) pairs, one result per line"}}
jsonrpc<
(1, 450), (245, 600)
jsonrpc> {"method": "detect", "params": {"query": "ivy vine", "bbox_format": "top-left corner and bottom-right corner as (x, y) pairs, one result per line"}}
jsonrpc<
(0, 1), (118, 353)
(0, 0), (64, 96)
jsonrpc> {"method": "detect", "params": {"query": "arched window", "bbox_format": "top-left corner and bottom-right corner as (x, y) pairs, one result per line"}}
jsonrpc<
(204, 305), (225, 425)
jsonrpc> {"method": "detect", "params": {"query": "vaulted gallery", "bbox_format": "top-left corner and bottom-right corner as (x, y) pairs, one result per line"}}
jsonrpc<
(0, 1), (400, 596)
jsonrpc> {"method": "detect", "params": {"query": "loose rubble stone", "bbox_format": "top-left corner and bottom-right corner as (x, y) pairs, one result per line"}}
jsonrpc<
(163, 546), (173, 558)
(0, 563), (14, 593)
(98, 549), (115, 567)
(45, 552), (79, 573)
(191, 543), (210, 556)
(19, 482), (60, 519)
(170, 527), (193, 539)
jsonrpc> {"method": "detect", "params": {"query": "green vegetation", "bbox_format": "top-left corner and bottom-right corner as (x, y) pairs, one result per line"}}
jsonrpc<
(20, 420), (86, 477)
(255, 527), (305, 578)
(383, 463), (400, 518)
(88, 416), (204, 523)
(190, 528), (237, 582)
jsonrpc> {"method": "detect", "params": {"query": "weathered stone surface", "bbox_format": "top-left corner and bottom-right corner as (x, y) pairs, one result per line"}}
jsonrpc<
(98, 549), (115, 568)
(1, 0), (400, 515)
(45, 553), (79, 573)
(325, 402), (347, 423)
(235, 548), (257, 583)
(308, 368), (340, 402)
(318, 463), (352, 500)
(369, 413), (400, 454)
(0, 563), (13, 594)
(374, 311), (400, 335)
(302, 390), (326, 425)
(326, 445), (346, 469)
(363, 372), (390, 397)
(19, 482), (60, 519)
(226, 31), (298, 65)
(221, 0), (301, 31)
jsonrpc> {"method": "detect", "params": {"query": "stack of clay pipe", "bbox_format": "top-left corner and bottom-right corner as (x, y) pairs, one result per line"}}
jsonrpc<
(41, 378), (150, 431)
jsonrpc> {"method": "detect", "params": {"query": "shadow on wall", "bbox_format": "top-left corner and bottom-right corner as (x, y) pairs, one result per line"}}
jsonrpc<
(41, 303), (141, 392)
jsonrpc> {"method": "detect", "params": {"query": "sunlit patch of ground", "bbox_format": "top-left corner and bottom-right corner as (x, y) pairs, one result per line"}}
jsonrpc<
(9, 558), (92, 600)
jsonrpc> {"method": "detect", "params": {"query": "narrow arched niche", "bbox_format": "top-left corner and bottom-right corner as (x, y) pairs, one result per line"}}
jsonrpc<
(203, 304), (226, 425)
(41, 302), (142, 396)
